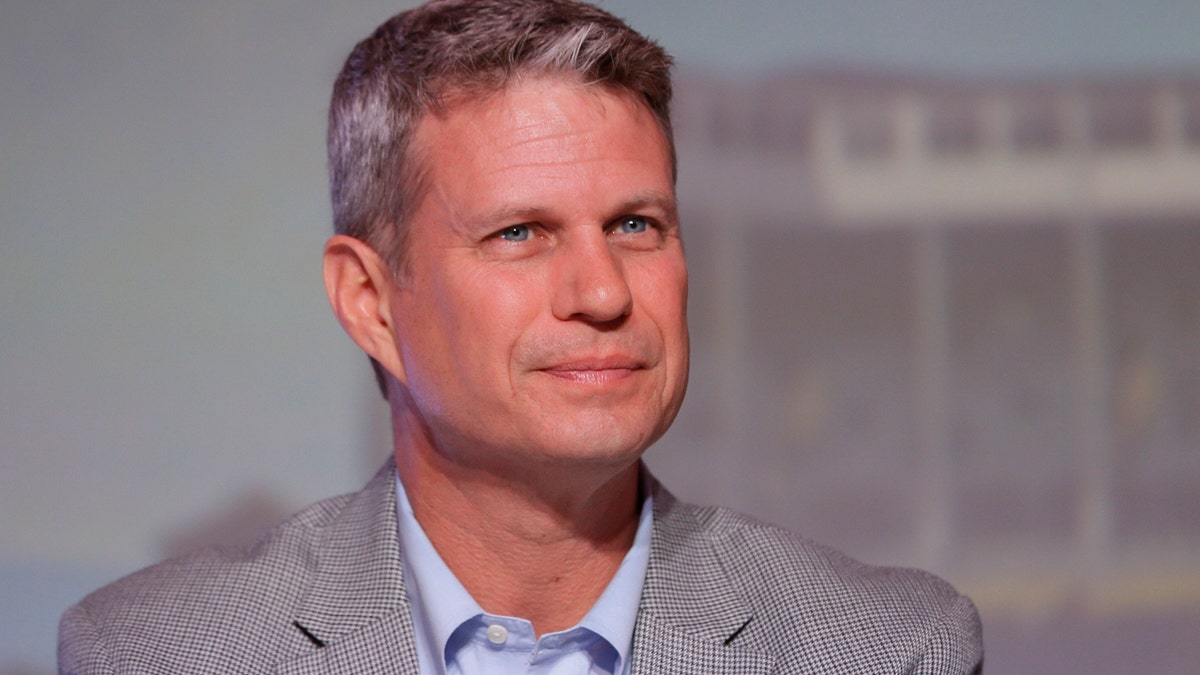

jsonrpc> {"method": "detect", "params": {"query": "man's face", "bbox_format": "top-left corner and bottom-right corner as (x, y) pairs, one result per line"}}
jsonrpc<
(386, 76), (688, 472)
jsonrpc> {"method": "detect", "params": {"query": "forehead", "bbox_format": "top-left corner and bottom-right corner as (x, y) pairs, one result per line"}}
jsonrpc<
(410, 76), (672, 204)
(423, 76), (662, 149)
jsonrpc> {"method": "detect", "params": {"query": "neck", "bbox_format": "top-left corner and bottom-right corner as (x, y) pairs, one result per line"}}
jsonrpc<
(394, 424), (644, 635)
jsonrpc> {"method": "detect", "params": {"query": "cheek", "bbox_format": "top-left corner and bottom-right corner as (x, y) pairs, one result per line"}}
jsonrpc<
(648, 257), (690, 391)
(637, 255), (689, 332)
(448, 268), (547, 363)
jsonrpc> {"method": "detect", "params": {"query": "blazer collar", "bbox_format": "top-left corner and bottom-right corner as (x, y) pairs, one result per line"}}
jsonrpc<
(277, 460), (420, 673)
(631, 478), (777, 674)
(276, 461), (775, 673)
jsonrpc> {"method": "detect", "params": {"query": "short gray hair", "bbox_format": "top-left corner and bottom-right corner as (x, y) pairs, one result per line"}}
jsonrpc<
(328, 0), (675, 271)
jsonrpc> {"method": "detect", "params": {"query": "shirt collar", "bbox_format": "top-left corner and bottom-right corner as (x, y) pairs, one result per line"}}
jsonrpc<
(574, 478), (653, 671)
(395, 470), (653, 674)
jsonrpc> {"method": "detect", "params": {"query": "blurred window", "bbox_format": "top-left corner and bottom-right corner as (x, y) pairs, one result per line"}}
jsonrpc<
(1011, 93), (1061, 151)
(1089, 88), (1154, 148)
(927, 95), (981, 154)
(753, 102), (813, 155)
(839, 98), (894, 159)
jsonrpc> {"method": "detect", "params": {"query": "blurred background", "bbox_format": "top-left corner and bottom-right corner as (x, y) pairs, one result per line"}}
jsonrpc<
(3, 1), (1199, 671)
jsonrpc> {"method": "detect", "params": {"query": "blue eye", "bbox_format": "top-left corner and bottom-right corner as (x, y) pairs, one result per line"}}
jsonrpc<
(617, 216), (650, 234)
(499, 224), (531, 241)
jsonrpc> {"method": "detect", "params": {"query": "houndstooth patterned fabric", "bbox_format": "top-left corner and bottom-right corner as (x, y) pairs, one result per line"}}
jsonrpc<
(632, 487), (982, 674)
(59, 461), (982, 674)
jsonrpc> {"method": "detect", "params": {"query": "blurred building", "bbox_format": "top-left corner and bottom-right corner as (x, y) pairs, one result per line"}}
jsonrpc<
(652, 68), (1200, 621)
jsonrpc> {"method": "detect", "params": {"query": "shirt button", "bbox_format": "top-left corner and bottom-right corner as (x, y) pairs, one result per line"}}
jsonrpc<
(486, 624), (508, 645)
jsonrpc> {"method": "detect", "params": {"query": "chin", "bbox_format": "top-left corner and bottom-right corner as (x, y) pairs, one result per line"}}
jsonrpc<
(535, 421), (665, 467)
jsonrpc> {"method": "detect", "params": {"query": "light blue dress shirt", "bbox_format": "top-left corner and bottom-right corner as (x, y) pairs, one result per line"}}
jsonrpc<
(395, 474), (653, 675)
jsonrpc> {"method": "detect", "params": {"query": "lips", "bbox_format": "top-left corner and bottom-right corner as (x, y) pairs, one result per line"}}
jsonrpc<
(536, 354), (648, 384)
(517, 329), (659, 382)
(543, 355), (643, 371)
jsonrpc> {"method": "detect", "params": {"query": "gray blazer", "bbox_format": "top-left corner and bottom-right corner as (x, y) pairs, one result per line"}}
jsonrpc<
(59, 462), (983, 673)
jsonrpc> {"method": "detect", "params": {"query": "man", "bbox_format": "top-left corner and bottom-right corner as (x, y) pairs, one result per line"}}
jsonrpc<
(59, 1), (983, 673)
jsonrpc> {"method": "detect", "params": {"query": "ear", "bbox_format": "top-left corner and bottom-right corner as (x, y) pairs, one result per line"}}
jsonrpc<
(322, 235), (407, 383)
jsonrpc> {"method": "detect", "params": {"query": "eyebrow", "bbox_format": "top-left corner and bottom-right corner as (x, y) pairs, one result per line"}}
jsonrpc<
(619, 189), (679, 221)
(478, 189), (678, 228)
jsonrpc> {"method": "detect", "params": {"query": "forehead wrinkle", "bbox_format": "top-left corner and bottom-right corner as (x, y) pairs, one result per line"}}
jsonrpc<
(482, 136), (662, 193)
(486, 154), (636, 177)
(491, 120), (602, 160)
(488, 81), (622, 152)
(419, 78), (671, 228)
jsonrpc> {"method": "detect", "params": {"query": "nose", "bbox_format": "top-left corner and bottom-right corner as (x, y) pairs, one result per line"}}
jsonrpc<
(550, 232), (633, 324)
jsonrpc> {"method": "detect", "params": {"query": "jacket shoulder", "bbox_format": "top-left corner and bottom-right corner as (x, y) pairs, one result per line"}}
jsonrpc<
(58, 490), (355, 673)
(672, 499), (983, 673)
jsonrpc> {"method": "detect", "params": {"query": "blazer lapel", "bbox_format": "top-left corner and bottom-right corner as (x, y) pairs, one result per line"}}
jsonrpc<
(631, 617), (775, 674)
(631, 480), (776, 674)
(275, 611), (418, 674)
(275, 461), (421, 673)
(273, 463), (776, 673)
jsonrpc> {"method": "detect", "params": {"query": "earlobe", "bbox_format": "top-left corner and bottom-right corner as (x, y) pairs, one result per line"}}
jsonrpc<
(322, 235), (407, 382)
